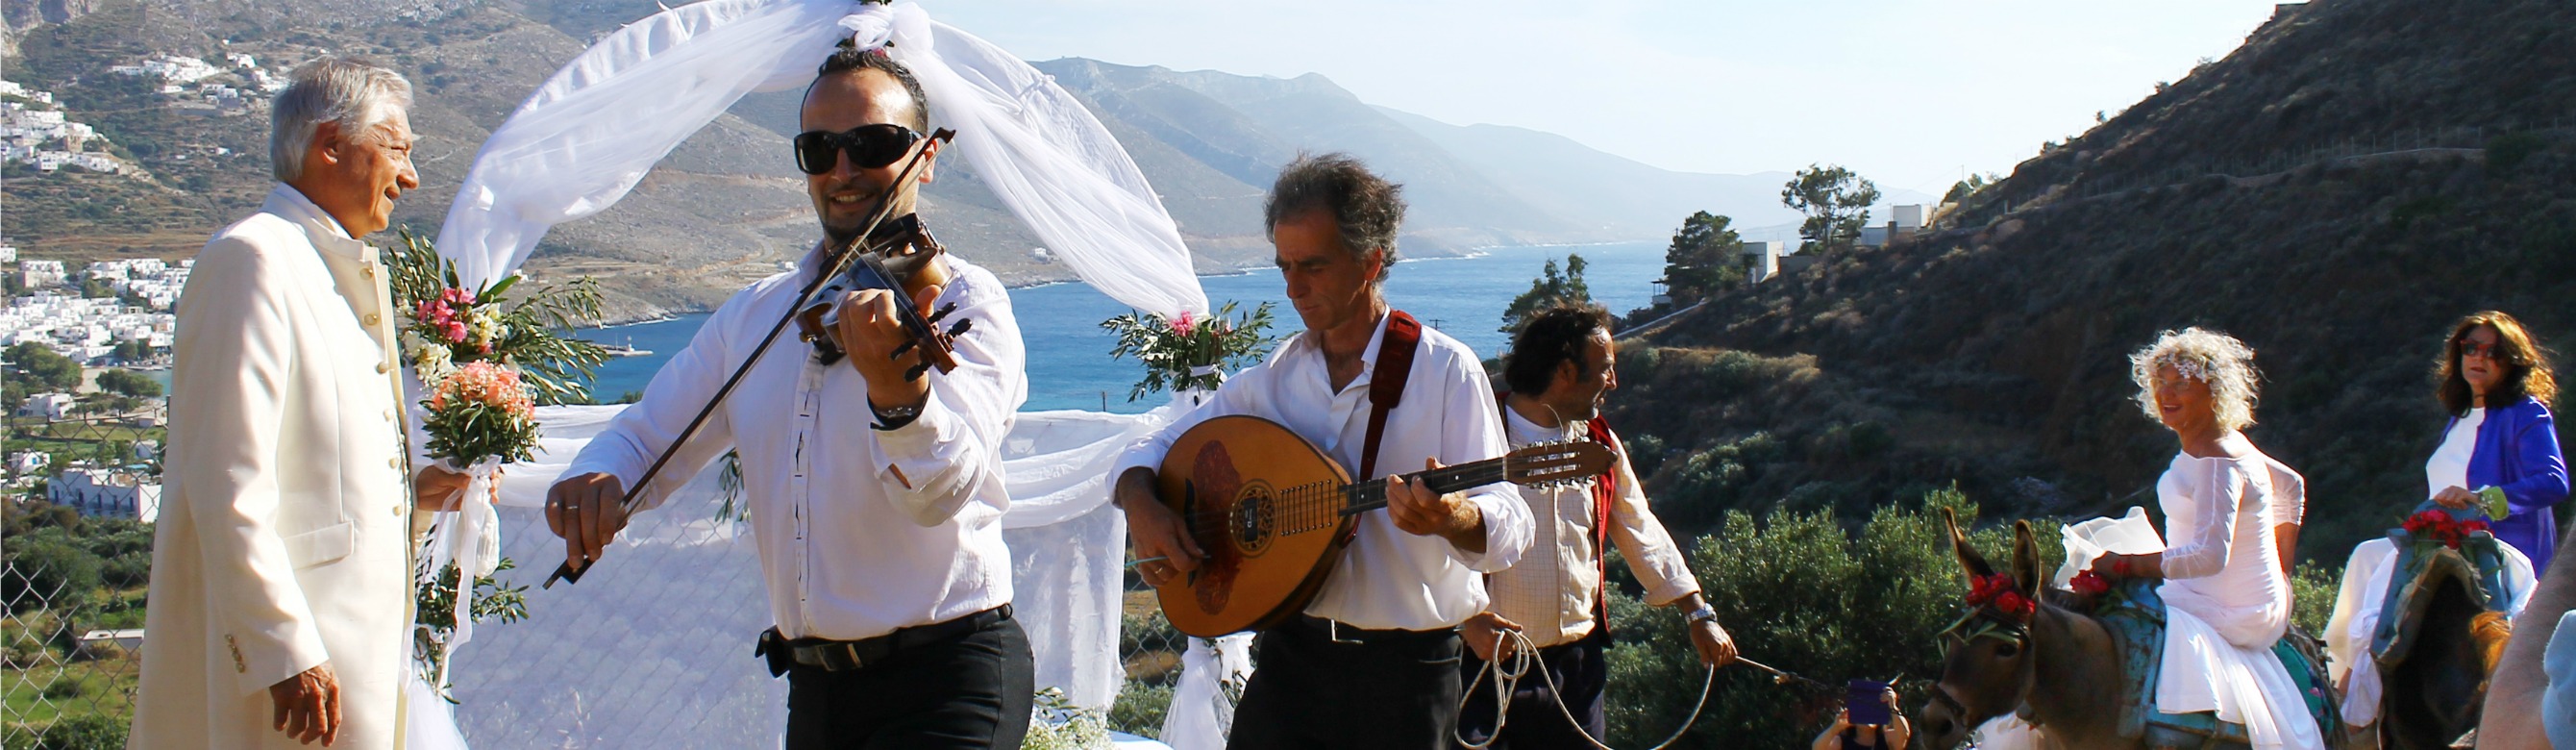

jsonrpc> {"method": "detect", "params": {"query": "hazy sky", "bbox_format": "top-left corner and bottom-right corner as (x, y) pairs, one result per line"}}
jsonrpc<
(935, 1), (2284, 200)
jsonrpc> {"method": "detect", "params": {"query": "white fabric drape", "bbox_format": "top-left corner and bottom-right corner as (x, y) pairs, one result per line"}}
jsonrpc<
(417, 400), (1190, 746)
(433, 0), (1208, 316)
(433, 0), (862, 288)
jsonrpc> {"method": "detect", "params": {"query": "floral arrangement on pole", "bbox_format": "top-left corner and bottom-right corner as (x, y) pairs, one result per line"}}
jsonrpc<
(388, 229), (607, 697)
(1100, 301), (1278, 401)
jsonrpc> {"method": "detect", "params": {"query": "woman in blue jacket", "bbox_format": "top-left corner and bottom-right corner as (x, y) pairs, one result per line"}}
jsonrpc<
(2428, 311), (2568, 571)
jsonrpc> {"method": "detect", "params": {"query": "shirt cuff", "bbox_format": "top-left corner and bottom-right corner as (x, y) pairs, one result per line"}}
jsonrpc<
(1645, 578), (1701, 607)
(872, 397), (973, 526)
(1449, 491), (1525, 572)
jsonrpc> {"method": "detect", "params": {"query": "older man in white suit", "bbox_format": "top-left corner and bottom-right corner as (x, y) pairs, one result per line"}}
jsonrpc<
(132, 58), (457, 748)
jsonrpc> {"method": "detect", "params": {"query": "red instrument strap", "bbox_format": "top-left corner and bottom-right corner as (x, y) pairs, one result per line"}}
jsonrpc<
(1349, 312), (1423, 545)
(1358, 311), (1423, 481)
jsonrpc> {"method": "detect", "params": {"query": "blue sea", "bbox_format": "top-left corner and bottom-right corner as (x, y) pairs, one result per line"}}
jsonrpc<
(582, 241), (1668, 413)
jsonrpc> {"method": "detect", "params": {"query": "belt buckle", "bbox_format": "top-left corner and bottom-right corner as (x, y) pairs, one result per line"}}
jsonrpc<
(820, 642), (863, 671)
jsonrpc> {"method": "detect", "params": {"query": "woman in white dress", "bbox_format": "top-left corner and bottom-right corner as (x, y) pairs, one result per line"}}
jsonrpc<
(2084, 328), (2326, 750)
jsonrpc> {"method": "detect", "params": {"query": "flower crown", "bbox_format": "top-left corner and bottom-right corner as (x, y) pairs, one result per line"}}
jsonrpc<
(1965, 572), (2036, 620)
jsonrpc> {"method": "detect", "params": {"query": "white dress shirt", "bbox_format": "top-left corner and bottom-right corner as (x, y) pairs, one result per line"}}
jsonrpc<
(1114, 312), (1533, 631)
(564, 247), (1027, 640)
(1486, 408), (1699, 648)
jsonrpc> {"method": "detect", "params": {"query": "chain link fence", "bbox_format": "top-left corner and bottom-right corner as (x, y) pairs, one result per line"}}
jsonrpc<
(6, 409), (164, 750)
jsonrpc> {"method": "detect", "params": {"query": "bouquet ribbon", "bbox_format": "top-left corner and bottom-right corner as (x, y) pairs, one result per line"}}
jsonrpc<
(425, 456), (505, 691)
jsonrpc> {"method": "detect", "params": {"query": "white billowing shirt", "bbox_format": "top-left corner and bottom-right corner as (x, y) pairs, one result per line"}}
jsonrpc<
(1113, 313), (1534, 631)
(2156, 437), (2291, 647)
(1486, 407), (1699, 647)
(2426, 407), (2486, 499)
(564, 250), (1027, 641)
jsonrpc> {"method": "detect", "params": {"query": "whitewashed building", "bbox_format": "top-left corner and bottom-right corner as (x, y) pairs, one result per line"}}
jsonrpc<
(48, 467), (161, 522)
(20, 260), (66, 287)
(20, 392), (75, 419)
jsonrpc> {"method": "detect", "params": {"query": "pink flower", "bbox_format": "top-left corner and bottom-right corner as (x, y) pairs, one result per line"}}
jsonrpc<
(1169, 312), (1196, 338)
(441, 288), (477, 308)
(442, 321), (470, 343)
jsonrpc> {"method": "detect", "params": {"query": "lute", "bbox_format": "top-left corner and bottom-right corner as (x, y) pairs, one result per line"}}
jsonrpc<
(1151, 414), (1618, 638)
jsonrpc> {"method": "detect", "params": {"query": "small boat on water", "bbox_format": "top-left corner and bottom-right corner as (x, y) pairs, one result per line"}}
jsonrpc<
(597, 341), (654, 357)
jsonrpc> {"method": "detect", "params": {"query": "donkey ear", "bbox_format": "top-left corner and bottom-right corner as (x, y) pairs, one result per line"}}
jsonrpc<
(2012, 520), (2044, 601)
(1946, 508), (1994, 580)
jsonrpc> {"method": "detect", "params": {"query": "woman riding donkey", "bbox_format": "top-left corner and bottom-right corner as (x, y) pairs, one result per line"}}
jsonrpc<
(1917, 329), (2333, 750)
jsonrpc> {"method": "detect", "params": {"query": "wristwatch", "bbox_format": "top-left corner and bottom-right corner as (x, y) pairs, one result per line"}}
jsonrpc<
(1685, 604), (1719, 624)
(869, 399), (924, 431)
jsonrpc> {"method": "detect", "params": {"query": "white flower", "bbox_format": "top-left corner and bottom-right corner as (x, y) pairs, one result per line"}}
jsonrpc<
(410, 340), (457, 382)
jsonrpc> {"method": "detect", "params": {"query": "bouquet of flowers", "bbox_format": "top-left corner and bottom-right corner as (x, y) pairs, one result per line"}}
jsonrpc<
(1101, 301), (1278, 401)
(387, 229), (608, 696)
(2401, 509), (2493, 550)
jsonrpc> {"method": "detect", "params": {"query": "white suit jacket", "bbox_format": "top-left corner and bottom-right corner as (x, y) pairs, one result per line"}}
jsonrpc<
(132, 184), (417, 749)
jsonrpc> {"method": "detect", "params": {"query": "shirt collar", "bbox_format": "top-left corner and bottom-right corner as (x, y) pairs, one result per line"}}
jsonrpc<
(1292, 310), (1396, 373)
(261, 183), (368, 261)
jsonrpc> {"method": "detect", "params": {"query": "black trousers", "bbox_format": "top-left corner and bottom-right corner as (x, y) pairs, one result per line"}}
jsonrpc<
(1228, 615), (1466, 750)
(781, 617), (1035, 750)
(1455, 627), (1610, 749)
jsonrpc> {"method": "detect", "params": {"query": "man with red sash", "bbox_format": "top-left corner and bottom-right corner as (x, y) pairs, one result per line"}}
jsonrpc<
(1458, 302), (1738, 748)
(1115, 153), (1534, 749)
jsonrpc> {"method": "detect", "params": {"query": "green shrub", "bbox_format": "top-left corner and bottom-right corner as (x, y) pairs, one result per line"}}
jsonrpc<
(33, 713), (126, 750)
(1603, 487), (2060, 748)
(5, 532), (106, 614)
(2485, 131), (2548, 174)
(1107, 681), (1172, 738)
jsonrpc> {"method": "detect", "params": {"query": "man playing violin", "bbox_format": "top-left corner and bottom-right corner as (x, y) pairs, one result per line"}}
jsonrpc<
(1114, 153), (1536, 750)
(543, 40), (1033, 749)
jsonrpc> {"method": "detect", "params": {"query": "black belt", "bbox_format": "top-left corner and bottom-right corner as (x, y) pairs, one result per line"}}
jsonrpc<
(1290, 613), (1458, 646)
(756, 604), (1011, 676)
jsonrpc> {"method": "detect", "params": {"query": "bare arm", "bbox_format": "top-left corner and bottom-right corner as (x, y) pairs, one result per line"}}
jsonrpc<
(2478, 524), (2576, 748)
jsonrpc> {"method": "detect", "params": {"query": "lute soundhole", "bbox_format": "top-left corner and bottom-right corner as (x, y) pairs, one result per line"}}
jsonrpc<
(1230, 481), (1276, 557)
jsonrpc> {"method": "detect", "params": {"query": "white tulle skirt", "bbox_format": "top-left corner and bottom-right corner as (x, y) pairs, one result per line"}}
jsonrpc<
(2155, 597), (2324, 750)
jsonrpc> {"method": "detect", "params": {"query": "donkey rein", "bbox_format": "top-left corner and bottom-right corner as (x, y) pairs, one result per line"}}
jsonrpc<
(1454, 629), (1715, 750)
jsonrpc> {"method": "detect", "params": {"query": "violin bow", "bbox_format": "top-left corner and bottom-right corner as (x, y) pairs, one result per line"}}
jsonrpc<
(544, 128), (957, 588)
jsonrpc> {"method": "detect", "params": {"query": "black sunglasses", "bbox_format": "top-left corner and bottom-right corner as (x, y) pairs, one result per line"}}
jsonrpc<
(793, 123), (924, 175)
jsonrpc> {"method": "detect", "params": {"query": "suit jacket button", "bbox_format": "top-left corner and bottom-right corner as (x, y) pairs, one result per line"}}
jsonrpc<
(363, 312), (382, 326)
(389, 458), (402, 469)
(376, 362), (391, 374)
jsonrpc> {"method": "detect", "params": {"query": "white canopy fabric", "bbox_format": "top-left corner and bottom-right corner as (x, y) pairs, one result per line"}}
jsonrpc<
(432, 0), (1208, 316)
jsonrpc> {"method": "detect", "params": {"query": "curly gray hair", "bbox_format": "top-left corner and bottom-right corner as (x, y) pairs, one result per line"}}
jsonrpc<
(2129, 327), (2261, 432)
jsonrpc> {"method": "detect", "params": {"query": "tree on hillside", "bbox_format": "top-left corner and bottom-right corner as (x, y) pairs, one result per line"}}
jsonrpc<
(1658, 211), (1746, 305)
(1781, 164), (1881, 254)
(6, 342), (83, 401)
(1944, 172), (2001, 205)
(1500, 255), (1592, 334)
(95, 368), (160, 399)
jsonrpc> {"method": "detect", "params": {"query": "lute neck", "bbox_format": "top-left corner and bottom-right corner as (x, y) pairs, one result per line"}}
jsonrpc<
(1341, 457), (1513, 514)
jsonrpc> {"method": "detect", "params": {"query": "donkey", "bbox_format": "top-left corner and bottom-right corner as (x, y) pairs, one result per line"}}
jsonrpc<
(1914, 512), (2156, 750)
(2365, 543), (2513, 749)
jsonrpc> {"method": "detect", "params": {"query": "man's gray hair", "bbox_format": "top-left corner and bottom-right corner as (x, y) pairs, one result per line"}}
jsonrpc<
(270, 57), (412, 182)
(1265, 153), (1404, 281)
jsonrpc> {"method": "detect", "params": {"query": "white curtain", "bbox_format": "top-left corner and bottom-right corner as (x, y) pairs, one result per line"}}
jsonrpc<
(428, 402), (1182, 746)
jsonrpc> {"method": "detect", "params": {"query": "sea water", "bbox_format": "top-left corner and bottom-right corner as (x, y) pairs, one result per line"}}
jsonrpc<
(582, 240), (1671, 413)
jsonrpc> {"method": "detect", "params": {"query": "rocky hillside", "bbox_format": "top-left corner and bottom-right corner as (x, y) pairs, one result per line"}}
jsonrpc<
(1, 0), (1801, 320)
(1613, 0), (2576, 561)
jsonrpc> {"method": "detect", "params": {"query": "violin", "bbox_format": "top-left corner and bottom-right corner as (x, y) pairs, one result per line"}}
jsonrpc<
(793, 212), (971, 380)
(545, 127), (958, 588)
